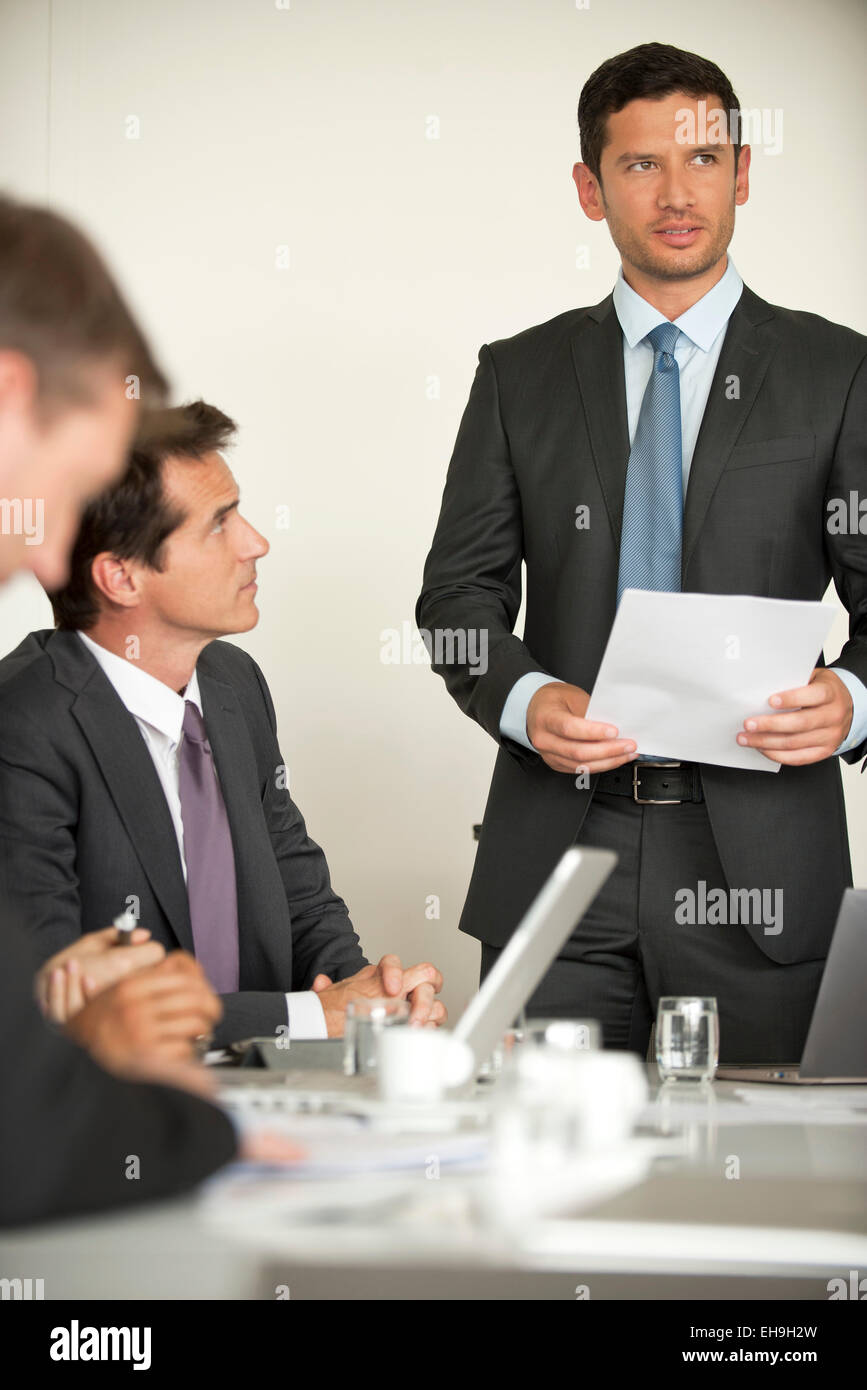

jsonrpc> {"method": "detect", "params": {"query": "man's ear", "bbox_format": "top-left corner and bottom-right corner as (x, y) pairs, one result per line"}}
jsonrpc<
(573, 162), (607, 222)
(89, 551), (141, 611)
(0, 348), (38, 411)
(735, 144), (751, 207)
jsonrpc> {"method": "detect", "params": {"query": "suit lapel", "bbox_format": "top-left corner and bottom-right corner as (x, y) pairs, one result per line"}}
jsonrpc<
(681, 287), (779, 580)
(52, 632), (281, 983)
(48, 634), (194, 952)
(569, 294), (631, 551)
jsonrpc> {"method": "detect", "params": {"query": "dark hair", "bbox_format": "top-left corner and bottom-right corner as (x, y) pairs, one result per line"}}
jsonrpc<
(0, 193), (168, 416)
(578, 42), (741, 185)
(49, 399), (238, 630)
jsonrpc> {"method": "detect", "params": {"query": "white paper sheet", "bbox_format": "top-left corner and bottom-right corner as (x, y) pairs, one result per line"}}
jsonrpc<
(585, 590), (837, 773)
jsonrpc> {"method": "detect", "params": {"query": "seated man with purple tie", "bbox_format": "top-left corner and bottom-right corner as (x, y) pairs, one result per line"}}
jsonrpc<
(0, 400), (445, 1046)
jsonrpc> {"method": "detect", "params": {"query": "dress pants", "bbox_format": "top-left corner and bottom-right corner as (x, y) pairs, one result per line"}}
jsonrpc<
(480, 788), (826, 1064)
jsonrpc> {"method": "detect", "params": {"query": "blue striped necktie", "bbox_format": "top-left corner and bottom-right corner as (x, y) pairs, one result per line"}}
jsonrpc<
(617, 321), (683, 607)
(616, 321), (683, 763)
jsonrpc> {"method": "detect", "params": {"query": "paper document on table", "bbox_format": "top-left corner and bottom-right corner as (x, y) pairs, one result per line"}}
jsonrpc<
(205, 1112), (488, 1187)
(731, 1088), (867, 1117)
(585, 591), (837, 773)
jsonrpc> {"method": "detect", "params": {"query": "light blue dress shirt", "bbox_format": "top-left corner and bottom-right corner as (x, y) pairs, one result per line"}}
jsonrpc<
(500, 257), (867, 758)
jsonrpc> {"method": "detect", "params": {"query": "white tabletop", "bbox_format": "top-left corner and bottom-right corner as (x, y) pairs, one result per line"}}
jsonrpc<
(3, 1068), (865, 1300)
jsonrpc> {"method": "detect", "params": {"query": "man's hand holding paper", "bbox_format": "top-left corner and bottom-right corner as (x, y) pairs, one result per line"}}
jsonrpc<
(736, 665), (854, 766)
(527, 682), (640, 775)
(584, 591), (839, 773)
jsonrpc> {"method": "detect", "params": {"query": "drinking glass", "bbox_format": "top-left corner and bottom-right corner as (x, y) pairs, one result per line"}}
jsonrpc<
(656, 996), (719, 1082)
(343, 997), (410, 1076)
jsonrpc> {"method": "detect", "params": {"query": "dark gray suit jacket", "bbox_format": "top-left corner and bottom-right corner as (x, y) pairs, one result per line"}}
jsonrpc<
(0, 631), (367, 1046)
(417, 284), (867, 965)
(0, 905), (237, 1227)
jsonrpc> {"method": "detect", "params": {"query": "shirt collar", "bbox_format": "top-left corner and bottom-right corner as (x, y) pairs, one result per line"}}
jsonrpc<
(612, 254), (744, 351)
(76, 630), (203, 748)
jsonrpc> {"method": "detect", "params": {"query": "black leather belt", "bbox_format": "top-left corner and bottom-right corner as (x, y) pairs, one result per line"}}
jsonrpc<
(595, 760), (704, 804)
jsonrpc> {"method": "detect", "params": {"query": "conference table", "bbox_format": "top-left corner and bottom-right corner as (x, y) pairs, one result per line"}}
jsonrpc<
(4, 1065), (866, 1300)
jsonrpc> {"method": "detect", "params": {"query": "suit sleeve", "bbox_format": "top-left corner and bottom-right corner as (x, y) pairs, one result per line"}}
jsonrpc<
(0, 700), (84, 961)
(415, 344), (551, 761)
(212, 990), (289, 1047)
(248, 658), (368, 990)
(824, 351), (867, 771)
(0, 907), (237, 1228)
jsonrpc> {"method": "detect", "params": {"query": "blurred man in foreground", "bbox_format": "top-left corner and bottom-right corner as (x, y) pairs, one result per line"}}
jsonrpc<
(0, 193), (270, 1225)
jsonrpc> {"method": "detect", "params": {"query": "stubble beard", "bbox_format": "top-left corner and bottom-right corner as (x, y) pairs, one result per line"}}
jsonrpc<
(601, 191), (735, 284)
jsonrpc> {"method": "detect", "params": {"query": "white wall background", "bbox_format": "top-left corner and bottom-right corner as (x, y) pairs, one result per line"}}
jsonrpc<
(0, 0), (864, 1019)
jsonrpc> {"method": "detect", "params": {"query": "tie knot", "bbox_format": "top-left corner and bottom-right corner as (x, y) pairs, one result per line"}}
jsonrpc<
(647, 322), (680, 362)
(182, 700), (209, 749)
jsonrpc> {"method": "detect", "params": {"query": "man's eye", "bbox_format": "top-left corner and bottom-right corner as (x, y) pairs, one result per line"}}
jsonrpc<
(210, 520), (224, 535)
(693, 153), (719, 165)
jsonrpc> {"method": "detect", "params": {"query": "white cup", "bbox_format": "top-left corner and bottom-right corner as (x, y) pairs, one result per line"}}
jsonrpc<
(507, 1046), (648, 1148)
(376, 1026), (475, 1103)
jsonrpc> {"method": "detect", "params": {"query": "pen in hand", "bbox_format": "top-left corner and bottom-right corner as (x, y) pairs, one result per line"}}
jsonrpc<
(113, 909), (139, 946)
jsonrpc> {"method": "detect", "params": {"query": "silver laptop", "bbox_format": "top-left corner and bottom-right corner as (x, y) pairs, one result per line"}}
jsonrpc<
(453, 845), (616, 1073)
(716, 889), (867, 1084)
(227, 845), (616, 1082)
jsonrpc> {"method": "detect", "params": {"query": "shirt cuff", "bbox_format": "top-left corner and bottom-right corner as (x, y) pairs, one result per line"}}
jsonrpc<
(829, 667), (867, 756)
(285, 991), (328, 1039)
(499, 671), (562, 751)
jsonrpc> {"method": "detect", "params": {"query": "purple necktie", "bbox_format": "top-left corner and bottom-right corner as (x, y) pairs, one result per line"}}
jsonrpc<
(177, 700), (240, 993)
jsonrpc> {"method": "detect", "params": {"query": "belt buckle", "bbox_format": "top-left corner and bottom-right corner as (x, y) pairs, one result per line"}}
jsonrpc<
(632, 761), (683, 804)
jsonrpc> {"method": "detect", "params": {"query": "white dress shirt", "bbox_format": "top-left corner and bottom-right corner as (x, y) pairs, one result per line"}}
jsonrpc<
(77, 630), (327, 1038)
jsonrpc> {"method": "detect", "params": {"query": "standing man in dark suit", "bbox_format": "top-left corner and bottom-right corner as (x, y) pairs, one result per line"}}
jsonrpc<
(417, 42), (866, 1063)
(0, 400), (446, 1046)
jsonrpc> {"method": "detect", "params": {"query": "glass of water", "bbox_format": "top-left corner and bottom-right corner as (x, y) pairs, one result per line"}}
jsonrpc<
(656, 997), (719, 1082)
(478, 1009), (527, 1078)
(343, 997), (410, 1076)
